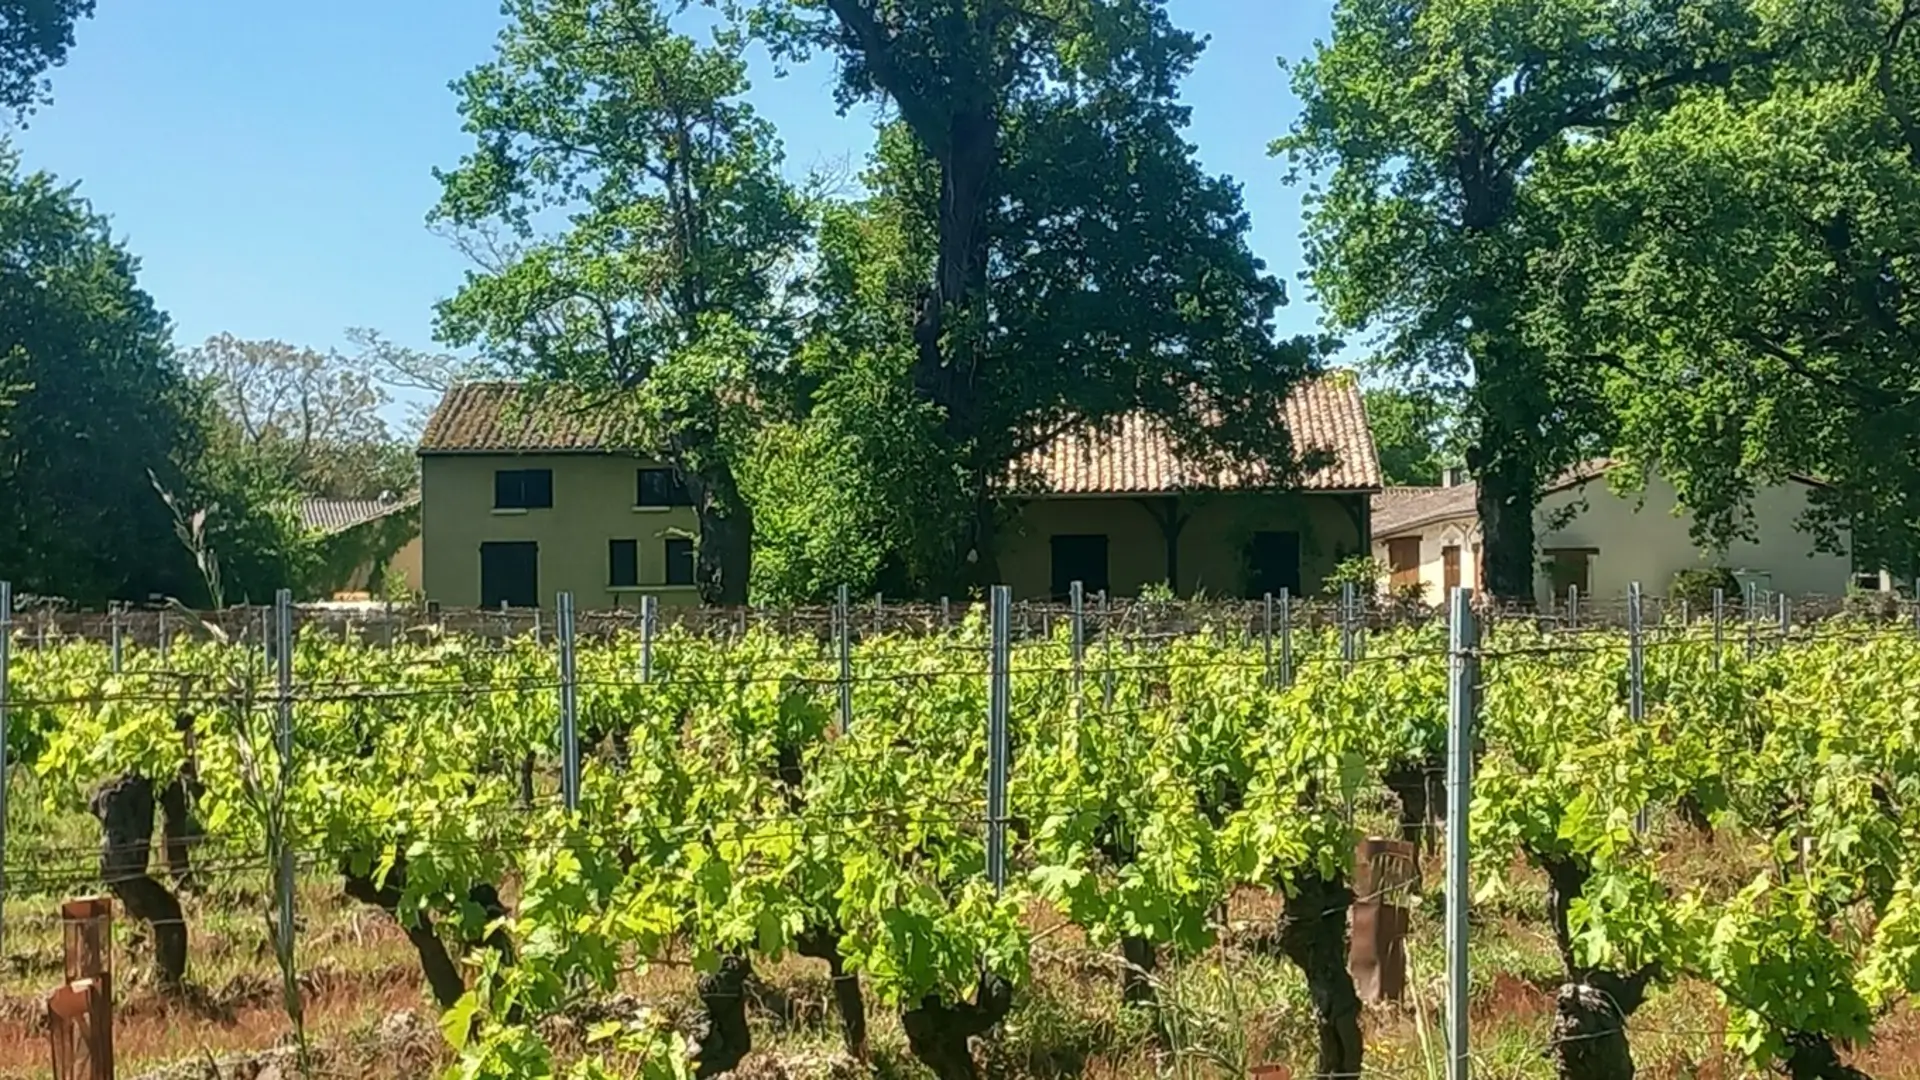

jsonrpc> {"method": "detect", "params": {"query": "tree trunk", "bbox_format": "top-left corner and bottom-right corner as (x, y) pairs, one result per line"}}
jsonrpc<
(797, 926), (868, 1059)
(901, 972), (1013, 1080)
(341, 865), (465, 1008)
(696, 953), (753, 1077)
(1277, 871), (1363, 1080)
(1120, 934), (1158, 1008)
(1384, 762), (1432, 852)
(1542, 855), (1659, 1080)
(157, 776), (201, 892)
(90, 775), (187, 988)
(1471, 432), (1538, 603)
(1783, 1033), (1871, 1080)
(468, 882), (515, 965)
(691, 463), (754, 606)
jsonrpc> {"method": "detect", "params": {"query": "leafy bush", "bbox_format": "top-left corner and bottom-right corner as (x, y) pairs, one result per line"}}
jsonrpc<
(1671, 567), (1740, 609)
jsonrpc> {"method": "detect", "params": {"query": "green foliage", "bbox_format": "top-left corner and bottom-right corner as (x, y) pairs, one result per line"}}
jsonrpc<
(1522, 1), (1920, 578)
(1279, 0), (1782, 597)
(740, 0), (1322, 591)
(1322, 554), (1385, 598)
(432, 0), (811, 604)
(0, 149), (295, 605)
(1364, 386), (1458, 487)
(1671, 567), (1741, 609)
(0, 0), (93, 117)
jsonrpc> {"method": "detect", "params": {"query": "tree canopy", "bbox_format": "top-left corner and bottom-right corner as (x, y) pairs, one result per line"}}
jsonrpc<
(1524, 0), (1920, 579)
(741, 0), (1323, 593)
(1280, 0), (1792, 599)
(431, 0), (812, 604)
(0, 0), (92, 117)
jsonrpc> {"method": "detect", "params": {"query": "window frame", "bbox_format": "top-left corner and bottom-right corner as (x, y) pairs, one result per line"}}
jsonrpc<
(664, 537), (697, 586)
(636, 467), (694, 508)
(494, 468), (554, 510)
(608, 538), (640, 588)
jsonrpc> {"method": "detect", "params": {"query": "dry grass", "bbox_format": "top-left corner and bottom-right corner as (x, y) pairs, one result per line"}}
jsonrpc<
(2, 807), (1916, 1078)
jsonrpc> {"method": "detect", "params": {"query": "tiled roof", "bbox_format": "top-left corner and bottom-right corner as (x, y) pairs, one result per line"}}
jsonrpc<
(419, 376), (1383, 494)
(1011, 376), (1382, 495)
(418, 383), (642, 453)
(1371, 484), (1478, 538)
(299, 494), (420, 536)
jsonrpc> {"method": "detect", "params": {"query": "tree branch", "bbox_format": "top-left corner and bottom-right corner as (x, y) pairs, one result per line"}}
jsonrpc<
(822, 0), (949, 149)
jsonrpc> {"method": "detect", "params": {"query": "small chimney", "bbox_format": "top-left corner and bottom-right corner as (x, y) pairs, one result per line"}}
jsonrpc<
(1442, 465), (1467, 488)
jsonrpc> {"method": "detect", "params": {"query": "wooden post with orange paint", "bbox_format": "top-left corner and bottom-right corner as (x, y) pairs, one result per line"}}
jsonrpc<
(48, 896), (113, 1080)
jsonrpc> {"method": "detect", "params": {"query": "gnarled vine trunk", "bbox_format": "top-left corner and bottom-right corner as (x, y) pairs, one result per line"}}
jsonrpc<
(901, 972), (1013, 1080)
(797, 926), (869, 1059)
(91, 775), (188, 988)
(1542, 855), (1659, 1080)
(696, 953), (753, 1077)
(158, 776), (201, 891)
(1278, 871), (1363, 1080)
(1783, 1033), (1871, 1080)
(341, 861), (466, 1008)
(1119, 934), (1158, 1008)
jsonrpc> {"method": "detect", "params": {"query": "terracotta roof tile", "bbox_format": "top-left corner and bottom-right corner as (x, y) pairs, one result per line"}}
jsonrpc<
(1370, 485), (1478, 537)
(418, 383), (641, 453)
(1012, 375), (1382, 494)
(300, 495), (419, 535)
(419, 376), (1383, 494)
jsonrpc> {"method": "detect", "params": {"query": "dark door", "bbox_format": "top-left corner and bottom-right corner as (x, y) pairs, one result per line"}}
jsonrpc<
(480, 541), (539, 608)
(1049, 534), (1109, 599)
(1247, 531), (1302, 598)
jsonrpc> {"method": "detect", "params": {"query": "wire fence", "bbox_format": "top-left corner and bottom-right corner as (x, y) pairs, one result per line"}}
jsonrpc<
(1, 580), (1913, 1078)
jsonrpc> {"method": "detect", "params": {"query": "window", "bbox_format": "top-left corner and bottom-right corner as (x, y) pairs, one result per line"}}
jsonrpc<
(1247, 531), (1302, 598)
(665, 537), (697, 586)
(608, 539), (639, 588)
(637, 468), (694, 508)
(480, 541), (539, 608)
(1544, 548), (1595, 598)
(1386, 537), (1422, 589)
(1442, 545), (1462, 593)
(1049, 534), (1109, 599)
(494, 469), (553, 510)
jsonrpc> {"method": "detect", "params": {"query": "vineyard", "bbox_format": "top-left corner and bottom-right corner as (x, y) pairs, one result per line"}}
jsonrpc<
(1, 596), (1919, 1080)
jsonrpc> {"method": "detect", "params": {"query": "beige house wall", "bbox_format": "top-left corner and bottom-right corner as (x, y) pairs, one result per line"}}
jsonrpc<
(337, 533), (424, 597)
(1533, 474), (1851, 603)
(1371, 516), (1483, 603)
(420, 451), (701, 609)
(1000, 492), (1367, 600)
(1372, 474), (1851, 603)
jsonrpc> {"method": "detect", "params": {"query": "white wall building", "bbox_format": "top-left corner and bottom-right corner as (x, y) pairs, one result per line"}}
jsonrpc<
(1370, 460), (1855, 603)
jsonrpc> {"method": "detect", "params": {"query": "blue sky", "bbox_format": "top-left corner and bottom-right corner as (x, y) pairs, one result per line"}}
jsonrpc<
(9, 0), (1335, 408)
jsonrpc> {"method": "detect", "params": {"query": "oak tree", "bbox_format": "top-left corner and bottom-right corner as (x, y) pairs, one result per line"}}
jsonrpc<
(432, 0), (811, 604)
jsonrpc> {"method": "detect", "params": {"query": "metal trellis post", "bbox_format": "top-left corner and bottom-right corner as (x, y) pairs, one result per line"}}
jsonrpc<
(639, 594), (657, 684)
(1567, 584), (1579, 631)
(1712, 588), (1725, 670)
(1777, 593), (1791, 649)
(1744, 580), (1758, 661)
(1628, 583), (1647, 833)
(557, 592), (579, 811)
(1069, 581), (1085, 699)
(1444, 587), (1477, 1080)
(109, 605), (122, 674)
(1341, 581), (1357, 669)
(1099, 590), (1114, 708)
(272, 589), (296, 966)
(836, 585), (852, 735)
(0, 581), (10, 955)
(986, 584), (1012, 893)
(1262, 592), (1275, 688)
(1278, 587), (1294, 688)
